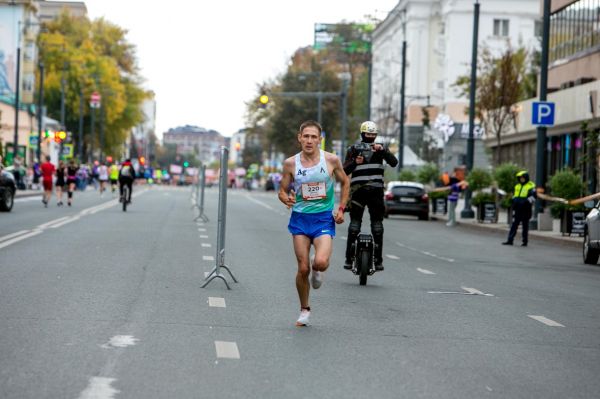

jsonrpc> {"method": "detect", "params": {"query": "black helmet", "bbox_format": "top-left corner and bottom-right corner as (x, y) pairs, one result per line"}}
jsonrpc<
(516, 170), (529, 182)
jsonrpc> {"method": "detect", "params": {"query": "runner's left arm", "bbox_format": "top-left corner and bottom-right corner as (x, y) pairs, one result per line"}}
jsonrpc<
(331, 155), (350, 224)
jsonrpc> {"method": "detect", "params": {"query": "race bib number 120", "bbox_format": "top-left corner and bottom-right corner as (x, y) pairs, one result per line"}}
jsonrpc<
(301, 182), (327, 200)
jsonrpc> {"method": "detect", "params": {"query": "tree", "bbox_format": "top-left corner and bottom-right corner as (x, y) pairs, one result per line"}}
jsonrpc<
(454, 44), (537, 165)
(37, 11), (148, 159)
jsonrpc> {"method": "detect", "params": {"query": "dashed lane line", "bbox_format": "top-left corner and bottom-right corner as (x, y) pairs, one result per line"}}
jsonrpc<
(417, 268), (436, 275)
(215, 341), (240, 359)
(78, 377), (120, 399)
(208, 297), (226, 308)
(528, 315), (565, 327)
(199, 235), (209, 239)
(385, 254), (400, 260)
(49, 216), (80, 229)
(202, 243), (212, 248)
(396, 242), (455, 263)
(203, 256), (215, 261)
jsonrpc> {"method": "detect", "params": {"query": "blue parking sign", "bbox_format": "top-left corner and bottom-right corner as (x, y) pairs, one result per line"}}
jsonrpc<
(532, 101), (555, 126)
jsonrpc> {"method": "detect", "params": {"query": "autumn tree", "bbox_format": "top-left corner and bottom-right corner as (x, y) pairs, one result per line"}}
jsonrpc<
(38, 11), (147, 160)
(454, 44), (538, 165)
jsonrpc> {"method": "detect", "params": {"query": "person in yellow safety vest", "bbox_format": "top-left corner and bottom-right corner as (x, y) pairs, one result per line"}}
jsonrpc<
(502, 170), (537, 246)
(109, 163), (119, 194)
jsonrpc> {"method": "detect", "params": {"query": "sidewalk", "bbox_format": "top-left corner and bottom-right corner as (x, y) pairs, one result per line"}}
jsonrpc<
(15, 188), (43, 198)
(430, 198), (581, 248)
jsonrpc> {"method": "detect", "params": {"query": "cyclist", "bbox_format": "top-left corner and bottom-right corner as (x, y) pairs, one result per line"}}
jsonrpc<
(119, 159), (135, 204)
(109, 162), (119, 195)
(278, 120), (349, 326)
(343, 121), (398, 271)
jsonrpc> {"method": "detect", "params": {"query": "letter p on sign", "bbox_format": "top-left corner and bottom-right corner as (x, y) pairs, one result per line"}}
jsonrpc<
(532, 101), (555, 126)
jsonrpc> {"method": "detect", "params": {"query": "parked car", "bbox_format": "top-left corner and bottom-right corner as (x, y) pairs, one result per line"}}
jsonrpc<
(583, 200), (600, 264)
(0, 166), (16, 212)
(384, 181), (429, 220)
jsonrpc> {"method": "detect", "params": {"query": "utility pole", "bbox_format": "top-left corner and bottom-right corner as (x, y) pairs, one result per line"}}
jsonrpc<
(340, 78), (350, 157)
(398, 39), (406, 171)
(78, 87), (84, 161)
(531, 0), (552, 229)
(37, 62), (44, 162)
(460, 0), (480, 219)
(12, 46), (21, 162)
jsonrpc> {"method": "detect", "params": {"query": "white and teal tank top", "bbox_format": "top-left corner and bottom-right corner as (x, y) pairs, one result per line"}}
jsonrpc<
(292, 150), (335, 214)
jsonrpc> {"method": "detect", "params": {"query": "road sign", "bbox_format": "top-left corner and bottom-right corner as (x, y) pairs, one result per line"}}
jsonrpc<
(62, 144), (74, 157)
(90, 91), (101, 109)
(532, 101), (555, 126)
(29, 135), (39, 146)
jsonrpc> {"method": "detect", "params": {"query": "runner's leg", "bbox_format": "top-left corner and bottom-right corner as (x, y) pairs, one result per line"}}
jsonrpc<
(292, 235), (312, 309)
(312, 234), (333, 272)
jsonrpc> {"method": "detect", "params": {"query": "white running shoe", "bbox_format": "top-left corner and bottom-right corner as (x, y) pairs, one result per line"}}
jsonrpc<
(296, 309), (310, 326)
(310, 255), (323, 289)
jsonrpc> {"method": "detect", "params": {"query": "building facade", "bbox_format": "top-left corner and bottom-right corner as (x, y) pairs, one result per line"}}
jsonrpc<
(485, 0), (600, 188)
(163, 125), (228, 165)
(371, 0), (540, 170)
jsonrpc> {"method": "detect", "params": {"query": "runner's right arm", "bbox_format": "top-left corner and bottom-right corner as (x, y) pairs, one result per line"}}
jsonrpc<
(278, 158), (295, 208)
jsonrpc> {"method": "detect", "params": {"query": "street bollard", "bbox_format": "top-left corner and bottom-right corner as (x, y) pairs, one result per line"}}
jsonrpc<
(194, 165), (209, 222)
(201, 147), (237, 290)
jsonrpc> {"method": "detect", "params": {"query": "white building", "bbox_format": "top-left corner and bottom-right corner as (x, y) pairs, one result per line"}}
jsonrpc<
(371, 0), (540, 169)
(131, 94), (156, 160)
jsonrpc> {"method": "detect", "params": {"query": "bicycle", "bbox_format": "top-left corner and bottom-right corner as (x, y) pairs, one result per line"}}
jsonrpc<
(121, 184), (130, 212)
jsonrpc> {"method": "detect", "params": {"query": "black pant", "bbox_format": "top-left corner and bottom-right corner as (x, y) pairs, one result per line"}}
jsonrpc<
(507, 209), (531, 244)
(119, 178), (133, 202)
(345, 187), (385, 262)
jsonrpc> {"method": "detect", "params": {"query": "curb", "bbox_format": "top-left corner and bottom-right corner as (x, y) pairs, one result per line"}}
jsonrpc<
(430, 215), (581, 249)
(15, 191), (43, 199)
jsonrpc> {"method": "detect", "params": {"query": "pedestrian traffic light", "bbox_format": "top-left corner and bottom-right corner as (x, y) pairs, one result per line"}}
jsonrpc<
(183, 161), (189, 167)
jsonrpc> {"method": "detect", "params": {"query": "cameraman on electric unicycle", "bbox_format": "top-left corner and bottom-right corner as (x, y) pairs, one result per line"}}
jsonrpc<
(343, 121), (398, 271)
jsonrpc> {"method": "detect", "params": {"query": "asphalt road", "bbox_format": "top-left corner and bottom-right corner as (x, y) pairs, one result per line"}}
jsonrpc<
(0, 185), (599, 399)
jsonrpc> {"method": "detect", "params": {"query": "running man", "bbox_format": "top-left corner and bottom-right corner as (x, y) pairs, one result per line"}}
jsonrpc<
(40, 156), (55, 208)
(66, 160), (79, 206)
(98, 162), (109, 196)
(109, 162), (119, 195)
(278, 120), (350, 326)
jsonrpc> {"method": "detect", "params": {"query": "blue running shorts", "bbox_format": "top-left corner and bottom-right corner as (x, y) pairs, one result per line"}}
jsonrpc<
(288, 210), (336, 240)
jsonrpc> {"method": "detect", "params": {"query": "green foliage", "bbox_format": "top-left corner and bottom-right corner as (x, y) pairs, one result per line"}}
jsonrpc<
(398, 169), (416, 182)
(38, 11), (147, 159)
(416, 163), (440, 185)
(494, 163), (521, 193)
(428, 190), (448, 199)
(472, 191), (495, 206)
(454, 45), (537, 165)
(467, 168), (493, 192)
(549, 169), (585, 218)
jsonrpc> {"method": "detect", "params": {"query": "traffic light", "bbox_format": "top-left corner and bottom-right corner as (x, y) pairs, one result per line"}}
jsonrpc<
(259, 94), (269, 108)
(54, 131), (66, 143)
(139, 156), (146, 165)
(234, 142), (241, 151)
(44, 130), (54, 140)
(183, 161), (189, 168)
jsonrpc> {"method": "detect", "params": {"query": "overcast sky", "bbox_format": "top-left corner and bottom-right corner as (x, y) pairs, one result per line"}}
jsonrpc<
(83, 0), (399, 138)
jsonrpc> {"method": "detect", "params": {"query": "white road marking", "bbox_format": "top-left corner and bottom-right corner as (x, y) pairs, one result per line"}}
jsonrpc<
(0, 230), (43, 250)
(200, 235), (209, 239)
(396, 242), (455, 263)
(461, 287), (488, 296)
(208, 297), (226, 308)
(198, 228), (207, 232)
(528, 315), (565, 327)
(244, 194), (276, 211)
(203, 256), (215, 261)
(202, 243), (212, 248)
(15, 195), (42, 202)
(417, 268), (436, 275)
(340, 236), (347, 241)
(100, 335), (139, 349)
(386, 254), (400, 260)
(204, 272), (211, 278)
(37, 216), (71, 229)
(215, 341), (240, 359)
(0, 230), (30, 243)
(78, 377), (120, 399)
(428, 287), (494, 297)
(49, 216), (80, 229)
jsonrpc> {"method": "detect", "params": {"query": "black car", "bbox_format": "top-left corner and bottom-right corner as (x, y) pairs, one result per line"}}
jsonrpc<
(384, 181), (429, 220)
(0, 166), (16, 212)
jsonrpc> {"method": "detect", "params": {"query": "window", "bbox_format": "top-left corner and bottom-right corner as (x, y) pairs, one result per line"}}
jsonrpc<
(493, 19), (510, 37)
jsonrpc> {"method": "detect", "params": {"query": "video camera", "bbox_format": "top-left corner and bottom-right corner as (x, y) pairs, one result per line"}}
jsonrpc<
(351, 142), (374, 163)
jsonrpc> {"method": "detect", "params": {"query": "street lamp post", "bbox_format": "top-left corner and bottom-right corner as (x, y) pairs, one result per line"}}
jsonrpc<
(460, 0), (480, 219)
(12, 46), (21, 162)
(36, 62), (44, 162)
(398, 38), (407, 171)
(531, 0), (552, 229)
